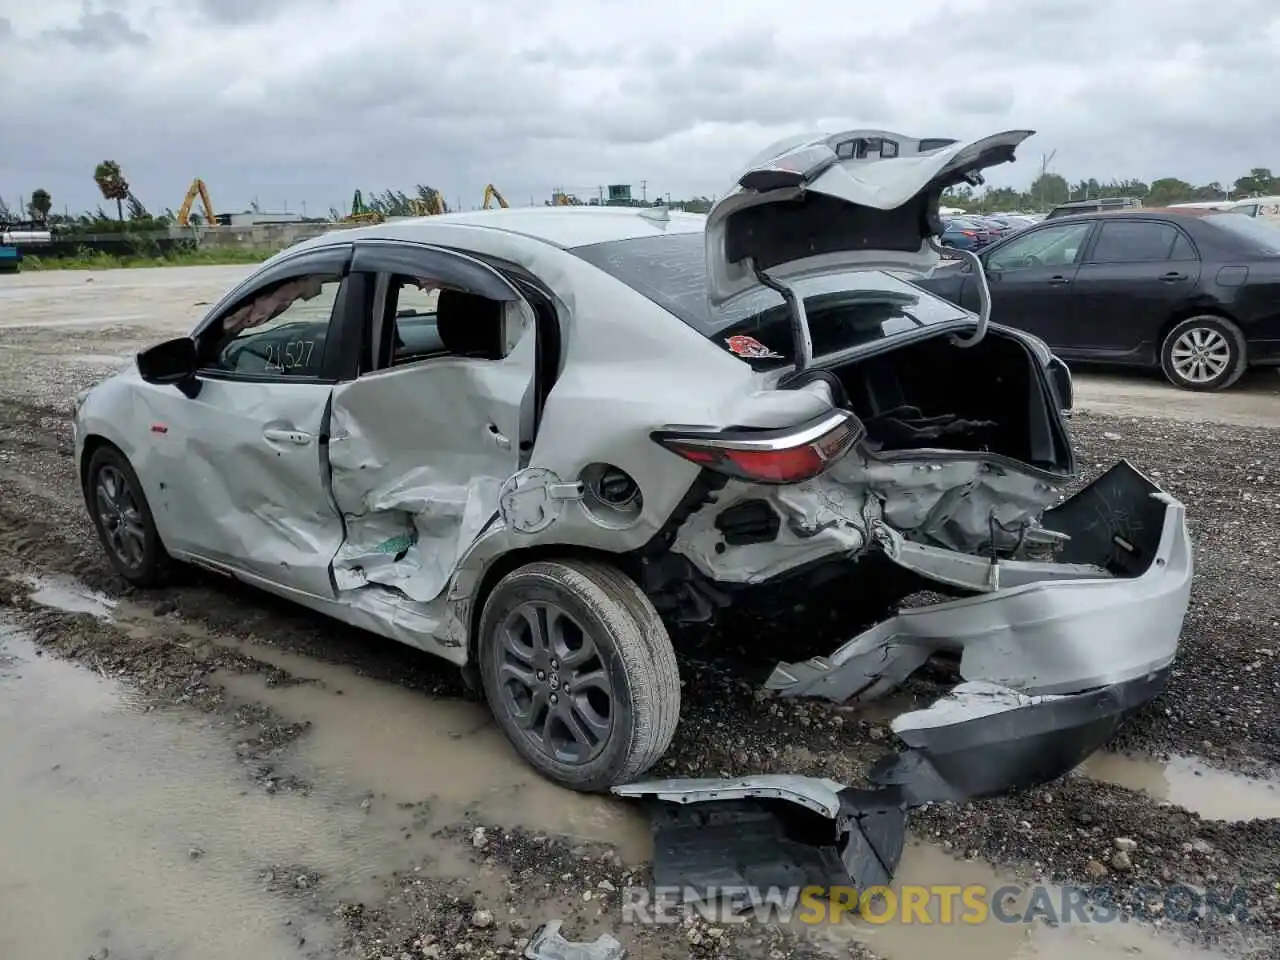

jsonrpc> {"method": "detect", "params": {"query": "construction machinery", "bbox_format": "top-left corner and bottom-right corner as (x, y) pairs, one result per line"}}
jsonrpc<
(176, 178), (216, 226)
(340, 189), (384, 225)
(482, 184), (509, 209)
(407, 189), (446, 217)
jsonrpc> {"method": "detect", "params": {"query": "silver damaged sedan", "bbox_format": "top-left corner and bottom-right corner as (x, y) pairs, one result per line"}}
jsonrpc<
(73, 128), (1192, 796)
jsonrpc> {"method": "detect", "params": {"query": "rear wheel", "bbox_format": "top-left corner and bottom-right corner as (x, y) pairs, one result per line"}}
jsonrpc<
(478, 558), (680, 791)
(85, 444), (171, 587)
(1160, 315), (1247, 391)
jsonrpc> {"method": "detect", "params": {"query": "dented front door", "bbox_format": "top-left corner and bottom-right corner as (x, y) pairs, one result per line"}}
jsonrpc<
(165, 379), (341, 598)
(326, 301), (535, 604)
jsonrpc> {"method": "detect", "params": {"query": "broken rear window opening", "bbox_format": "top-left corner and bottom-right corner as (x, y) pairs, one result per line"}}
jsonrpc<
(570, 233), (971, 366)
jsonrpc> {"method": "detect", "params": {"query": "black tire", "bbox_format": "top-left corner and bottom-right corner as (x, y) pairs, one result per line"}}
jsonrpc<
(478, 558), (680, 792)
(84, 444), (171, 587)
(1159, 315), (1247, 391)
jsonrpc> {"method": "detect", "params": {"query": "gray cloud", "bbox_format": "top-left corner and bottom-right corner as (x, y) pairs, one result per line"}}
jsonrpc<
(41, 4), (148, 48)
(0, 17), (11, 39)
(1, 0), (1278, 217)
(942, 86), (1016, 116)
(192, 0), (334, 25)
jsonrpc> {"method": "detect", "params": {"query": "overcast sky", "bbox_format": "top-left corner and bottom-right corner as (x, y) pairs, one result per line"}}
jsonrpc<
(2, 0), (1278, 216)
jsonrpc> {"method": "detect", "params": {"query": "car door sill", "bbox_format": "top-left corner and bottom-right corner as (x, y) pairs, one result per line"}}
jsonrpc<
(185, 553), (336, 604)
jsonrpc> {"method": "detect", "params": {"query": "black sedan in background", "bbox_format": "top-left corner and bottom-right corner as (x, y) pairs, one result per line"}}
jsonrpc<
(916, 209), (1280, 390)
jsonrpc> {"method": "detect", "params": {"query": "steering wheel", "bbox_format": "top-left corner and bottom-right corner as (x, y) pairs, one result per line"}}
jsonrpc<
(1021, 254), (1042, 268)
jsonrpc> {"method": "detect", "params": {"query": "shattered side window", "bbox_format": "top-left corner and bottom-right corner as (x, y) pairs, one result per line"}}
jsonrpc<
(206, 274), (342, 377)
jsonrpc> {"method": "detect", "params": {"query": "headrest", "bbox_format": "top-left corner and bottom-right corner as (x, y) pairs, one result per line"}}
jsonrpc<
(435, 289), (504, 359)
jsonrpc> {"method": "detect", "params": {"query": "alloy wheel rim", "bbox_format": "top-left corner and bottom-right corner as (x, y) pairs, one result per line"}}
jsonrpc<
(496, 600), (615, 765)
(95, 465), (146, 569)
(1171, 328), (1231, 384)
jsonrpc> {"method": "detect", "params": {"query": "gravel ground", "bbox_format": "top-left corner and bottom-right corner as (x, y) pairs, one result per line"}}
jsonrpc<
(0, 269), (1278, 958)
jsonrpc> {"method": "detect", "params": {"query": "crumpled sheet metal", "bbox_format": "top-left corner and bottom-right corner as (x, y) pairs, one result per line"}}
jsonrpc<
(612, 775), (908, 901)
(672, 455), (1063, 586)
(763, 462), (1192, 806)
(331, 471), (500, 600)
(853, 457), (1063, 554)
(525, 920), (625, 960)
(767, 461), (1192, 702)
(326, 355), (521, 603)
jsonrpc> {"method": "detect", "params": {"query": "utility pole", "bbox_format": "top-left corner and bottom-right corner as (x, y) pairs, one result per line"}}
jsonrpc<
(598, 186), (604, 205)
(1038, 150), (1057, 210)
(640, 180), (647, 203)
(301, 200), (307, 218)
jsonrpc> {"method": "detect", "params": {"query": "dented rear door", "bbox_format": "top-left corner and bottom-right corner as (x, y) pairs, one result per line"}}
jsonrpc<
(326, 242), (533, 604)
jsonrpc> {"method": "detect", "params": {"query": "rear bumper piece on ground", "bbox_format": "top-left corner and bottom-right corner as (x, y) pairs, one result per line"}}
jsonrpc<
(611, 776), (907, 900)
(868, 667), (1171, 806)
(762, 460), (1191, 802)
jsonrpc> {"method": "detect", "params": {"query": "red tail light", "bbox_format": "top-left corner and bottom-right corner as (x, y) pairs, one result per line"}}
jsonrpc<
(651, 410), (864, 484)
(961, 230), (978, 237)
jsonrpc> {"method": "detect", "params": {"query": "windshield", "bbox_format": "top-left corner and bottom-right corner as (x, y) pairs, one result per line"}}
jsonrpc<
(1205, 213), (1280, 254)
(570, 233), (971, 365)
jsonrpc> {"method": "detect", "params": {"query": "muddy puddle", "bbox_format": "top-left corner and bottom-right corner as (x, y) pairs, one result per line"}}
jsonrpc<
(1077, 752), (1280, 822)
(209, 638), (654, 864)
(810, 841), (1231, 960)
(3, 575), (1262, 958)
(17, 572), (117, 619)
(0, 623), (347, 959)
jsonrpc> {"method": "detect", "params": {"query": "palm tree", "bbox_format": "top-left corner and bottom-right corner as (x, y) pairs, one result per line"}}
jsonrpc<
(28, 188), (52, 222)
(93, 161), (131, 221)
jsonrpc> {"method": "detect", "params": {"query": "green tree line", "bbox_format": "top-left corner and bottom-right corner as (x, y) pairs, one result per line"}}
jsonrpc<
(945, 167), (1280, 213)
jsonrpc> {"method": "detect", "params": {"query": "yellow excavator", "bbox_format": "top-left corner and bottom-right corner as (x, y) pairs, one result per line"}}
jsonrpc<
(340, 189), (384, 225)
(482, 184), (509, 209)
(407, 190), (446, 216)
(176, 178), (216, 226)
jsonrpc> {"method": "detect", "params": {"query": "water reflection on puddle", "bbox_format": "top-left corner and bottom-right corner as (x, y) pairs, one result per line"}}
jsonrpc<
(1077, 752), (1280, 822)
(815, 842), (1230, 960)
(15, 573), (116, 619)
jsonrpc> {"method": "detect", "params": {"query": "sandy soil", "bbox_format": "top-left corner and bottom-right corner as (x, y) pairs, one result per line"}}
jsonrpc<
(0, 265), (1277, 960)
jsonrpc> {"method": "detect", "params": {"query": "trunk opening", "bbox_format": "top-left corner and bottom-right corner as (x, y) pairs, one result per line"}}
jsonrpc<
(829, 330), (1073, 475)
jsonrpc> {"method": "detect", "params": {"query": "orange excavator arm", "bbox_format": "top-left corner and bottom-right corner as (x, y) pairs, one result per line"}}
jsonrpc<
(482, 184), (509, 209)
(177, 178), (216, 226)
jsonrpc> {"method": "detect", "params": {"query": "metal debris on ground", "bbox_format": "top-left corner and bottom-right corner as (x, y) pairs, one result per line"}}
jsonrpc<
(524, 919), (626, 960)
(612, 775), (907, 902)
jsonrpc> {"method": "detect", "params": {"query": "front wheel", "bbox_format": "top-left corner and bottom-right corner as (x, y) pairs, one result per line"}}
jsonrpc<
(478, 558), (680, 791)
(84, 444), (171, 587)
(1160, 315), (1247, 391)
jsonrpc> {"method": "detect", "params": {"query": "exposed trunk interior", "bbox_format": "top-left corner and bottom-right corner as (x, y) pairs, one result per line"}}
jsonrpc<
(830, 330), (1072, 474)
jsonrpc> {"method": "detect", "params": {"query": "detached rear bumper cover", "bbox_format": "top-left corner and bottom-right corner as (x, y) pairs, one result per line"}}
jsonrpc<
(765, 460), (1192, 801)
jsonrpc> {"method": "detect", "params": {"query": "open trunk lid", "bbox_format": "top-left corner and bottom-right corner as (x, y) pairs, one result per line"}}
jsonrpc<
(705, 129), (1034, 310)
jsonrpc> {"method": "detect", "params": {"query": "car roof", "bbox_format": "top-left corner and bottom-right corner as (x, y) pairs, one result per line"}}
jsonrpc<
(1047, 209), (1210, 224)
(351, 206), (707, 249)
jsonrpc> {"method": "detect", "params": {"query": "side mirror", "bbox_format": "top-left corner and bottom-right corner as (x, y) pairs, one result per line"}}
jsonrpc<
(137, 337), (198, 386)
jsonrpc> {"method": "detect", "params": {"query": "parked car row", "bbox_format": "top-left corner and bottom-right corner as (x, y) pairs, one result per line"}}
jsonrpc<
(917, 207), (1280, 391)
(940, 212), (1041, 251)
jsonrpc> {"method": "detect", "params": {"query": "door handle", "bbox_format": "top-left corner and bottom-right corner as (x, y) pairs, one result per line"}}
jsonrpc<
(487, 423), (512, 451)
(1047, 275), (1070, 285)
(263, 427), (313, 445)
(1159, 272), (1188, 282)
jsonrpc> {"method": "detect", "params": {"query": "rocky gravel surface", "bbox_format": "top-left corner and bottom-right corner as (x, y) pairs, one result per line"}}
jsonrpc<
(0, 294), (1277, 958)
